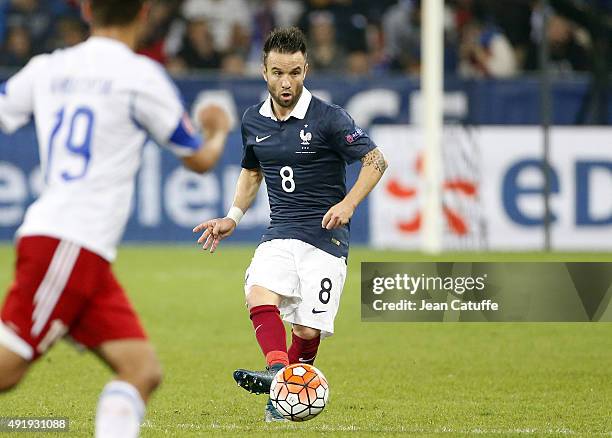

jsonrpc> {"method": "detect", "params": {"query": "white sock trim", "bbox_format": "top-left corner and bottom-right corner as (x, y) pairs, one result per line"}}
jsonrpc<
(0, 321), (33, 360)
(100, 381), (145, 420)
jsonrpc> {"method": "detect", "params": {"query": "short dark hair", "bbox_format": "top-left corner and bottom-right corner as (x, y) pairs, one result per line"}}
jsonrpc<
(262, 27), (307, 65)
(90, 0), (145, 27)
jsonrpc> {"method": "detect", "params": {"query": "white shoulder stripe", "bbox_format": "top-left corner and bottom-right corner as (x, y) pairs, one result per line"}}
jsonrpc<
(31, 241), (80, 337)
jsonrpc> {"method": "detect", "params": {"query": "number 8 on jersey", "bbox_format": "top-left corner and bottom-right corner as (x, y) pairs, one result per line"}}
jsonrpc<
(280, 166), (295, 193)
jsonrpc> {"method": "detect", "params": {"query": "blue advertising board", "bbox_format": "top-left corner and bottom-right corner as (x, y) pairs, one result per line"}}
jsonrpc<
(1, 75), (610, 244)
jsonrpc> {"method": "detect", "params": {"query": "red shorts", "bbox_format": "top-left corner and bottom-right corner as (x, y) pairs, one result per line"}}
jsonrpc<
(0, 236), (146, 361)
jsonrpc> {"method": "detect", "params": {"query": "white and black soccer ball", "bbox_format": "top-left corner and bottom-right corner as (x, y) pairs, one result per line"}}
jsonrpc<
(269, 363), (329, 421)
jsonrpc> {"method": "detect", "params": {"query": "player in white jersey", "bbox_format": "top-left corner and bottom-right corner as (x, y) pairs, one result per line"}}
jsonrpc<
(0, 1), (230, 437)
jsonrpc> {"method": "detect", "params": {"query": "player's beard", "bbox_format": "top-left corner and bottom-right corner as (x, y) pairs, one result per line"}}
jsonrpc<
(270, 83), (303, 109)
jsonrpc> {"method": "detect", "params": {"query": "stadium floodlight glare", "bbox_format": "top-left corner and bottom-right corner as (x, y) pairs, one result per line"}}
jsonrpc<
(421, 0), (444, 253)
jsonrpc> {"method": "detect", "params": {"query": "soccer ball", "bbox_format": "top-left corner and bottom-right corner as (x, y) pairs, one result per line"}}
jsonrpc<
(269, 363), (329, 421)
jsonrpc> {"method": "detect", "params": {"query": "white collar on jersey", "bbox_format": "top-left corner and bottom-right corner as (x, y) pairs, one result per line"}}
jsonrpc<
(87, 36), (131, 52)
(259, 87), (312, 122)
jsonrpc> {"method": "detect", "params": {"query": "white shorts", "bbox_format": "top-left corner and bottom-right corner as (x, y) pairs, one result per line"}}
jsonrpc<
(244, 239), (347, 338)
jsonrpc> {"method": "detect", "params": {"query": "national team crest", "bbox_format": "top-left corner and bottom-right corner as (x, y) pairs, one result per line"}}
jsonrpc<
(300, 129), (312, 145)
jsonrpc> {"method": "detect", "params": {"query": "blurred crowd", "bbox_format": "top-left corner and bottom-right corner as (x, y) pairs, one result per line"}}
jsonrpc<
(0, 0), (611, 78)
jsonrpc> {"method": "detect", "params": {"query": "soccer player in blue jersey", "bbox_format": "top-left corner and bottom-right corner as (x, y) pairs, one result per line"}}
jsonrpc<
(193, 27), (387, 421)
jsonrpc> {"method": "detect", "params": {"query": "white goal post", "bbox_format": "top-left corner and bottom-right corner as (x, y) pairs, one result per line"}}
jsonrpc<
(421, 0), (445, 253)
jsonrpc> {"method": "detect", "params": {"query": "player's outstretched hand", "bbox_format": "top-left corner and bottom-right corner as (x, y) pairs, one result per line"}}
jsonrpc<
(197, 104), (231, 137)
(193, 217), (236, 253)
(322, 200), (355, 230)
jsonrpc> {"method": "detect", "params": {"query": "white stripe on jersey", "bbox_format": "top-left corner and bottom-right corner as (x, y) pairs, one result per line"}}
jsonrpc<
(31, 241), (80, 337)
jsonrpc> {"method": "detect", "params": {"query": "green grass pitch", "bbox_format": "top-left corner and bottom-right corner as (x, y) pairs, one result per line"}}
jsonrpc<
(1, 244), (611, 436)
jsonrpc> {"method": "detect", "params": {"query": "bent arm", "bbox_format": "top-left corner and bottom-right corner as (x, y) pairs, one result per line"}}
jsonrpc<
(345, 147), (388, 209)
(321, 147), (387, 229)
(181, 129), (228, 173)
(181, 105), (231, 173)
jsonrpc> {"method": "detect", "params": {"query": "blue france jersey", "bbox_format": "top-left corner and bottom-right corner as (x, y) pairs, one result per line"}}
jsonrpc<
(241, 88), (376, 258)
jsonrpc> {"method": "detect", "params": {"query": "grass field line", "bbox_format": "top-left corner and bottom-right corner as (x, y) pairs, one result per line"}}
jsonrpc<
(2, 247), (610, 435)
(140, 421), (611, 435)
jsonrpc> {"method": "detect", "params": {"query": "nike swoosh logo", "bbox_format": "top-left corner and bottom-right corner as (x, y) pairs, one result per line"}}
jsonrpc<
(254, 324), (263, 333)
(255, 135), (272, 143)
(298, 356), (316, 363)
(311, 309), (327, 314)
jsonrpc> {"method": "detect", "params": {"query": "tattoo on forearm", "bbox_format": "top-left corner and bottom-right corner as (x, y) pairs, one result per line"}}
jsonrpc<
(361, 149), (388, 174)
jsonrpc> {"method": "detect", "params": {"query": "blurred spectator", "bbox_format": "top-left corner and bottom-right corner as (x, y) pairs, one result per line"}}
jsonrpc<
(382, 0), (421, 73)
(138, 0), (182, 64)
(252, 0), (302, 31)
(4, 0), (54, 54)
(458, 15), (518, 78)
(274, 0), (304, 27)
(247, 0), (277, 73)
(481, 0), (532, 65)
(346, 51), (370, 76)
(525, 14), (591, 73)
(230, 21), (251, 58)
(168, 18), (221, 74)
(51, 16), (86, 49)
(0, 24), (31, 66)
(307, 11), (346, 73)
(381, 0), (459, 75)
(221, 51), (247, 76)
(298, 0), (368, 53)
(366, 20), (391, 75)
(0, 0), (606, 77)
(338, 0), (369, 54)
(252, 0), (277, 46)
(245, 0), (304, 74)
(182, 0), (251, 53)
(581, 0), (612, 13)
(251, 0), (303, 50)
(352, 0), (398, 24)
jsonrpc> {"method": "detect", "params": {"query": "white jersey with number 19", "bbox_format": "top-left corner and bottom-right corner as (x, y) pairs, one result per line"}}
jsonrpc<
(0, 37), (201, 261)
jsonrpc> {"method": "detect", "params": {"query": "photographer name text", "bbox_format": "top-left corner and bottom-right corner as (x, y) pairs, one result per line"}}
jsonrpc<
(370, 274), (499, 312)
